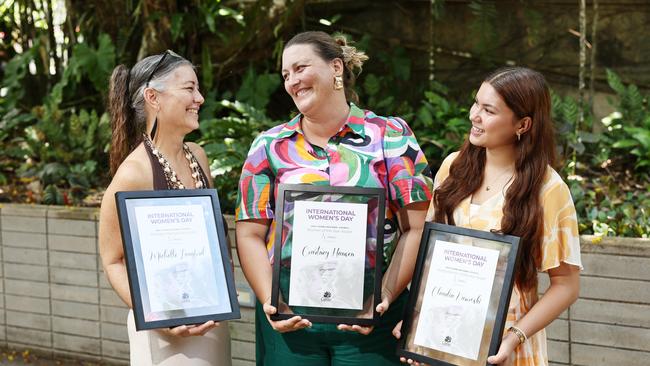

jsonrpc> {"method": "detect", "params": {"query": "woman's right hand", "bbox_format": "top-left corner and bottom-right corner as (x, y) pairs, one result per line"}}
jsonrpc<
(159, 320), (219, 337)
(392, 320), (429, 366)
(263, 299), (311, 333)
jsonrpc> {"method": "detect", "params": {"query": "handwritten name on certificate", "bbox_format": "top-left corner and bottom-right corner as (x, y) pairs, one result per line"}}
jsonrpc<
(414, 240), (500, 360)
(288, 200), (367, 310)
(135, 204), (220, 314)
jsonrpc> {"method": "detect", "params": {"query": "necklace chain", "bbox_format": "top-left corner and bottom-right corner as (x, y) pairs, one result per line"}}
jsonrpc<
(143, 134), (205, 190)
(484, 166), (514, 191)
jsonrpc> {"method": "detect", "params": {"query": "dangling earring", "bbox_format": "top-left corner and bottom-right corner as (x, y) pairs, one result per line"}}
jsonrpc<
(334, 75), (344, 90)
(516, 132), (521, 141)
(150, 113), (159, 140)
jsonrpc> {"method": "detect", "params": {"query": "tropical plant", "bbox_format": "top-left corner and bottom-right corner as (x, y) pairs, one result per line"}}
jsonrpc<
(8, 34), (115, 204)
(411, 83), (470, 171)
(605, 70), (650, 173)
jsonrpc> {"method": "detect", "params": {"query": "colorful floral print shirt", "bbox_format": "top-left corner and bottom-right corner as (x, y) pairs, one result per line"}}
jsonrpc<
(235, 103), (433, 267)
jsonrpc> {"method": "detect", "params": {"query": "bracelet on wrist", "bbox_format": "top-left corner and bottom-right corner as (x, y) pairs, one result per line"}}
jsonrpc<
(507, 325), (528, 344)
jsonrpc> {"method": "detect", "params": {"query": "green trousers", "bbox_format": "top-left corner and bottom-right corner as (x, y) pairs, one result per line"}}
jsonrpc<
(254, 291), (407, 366)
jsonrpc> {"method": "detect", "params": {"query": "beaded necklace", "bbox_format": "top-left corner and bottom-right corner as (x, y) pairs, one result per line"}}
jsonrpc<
(143, 134), (206, 189)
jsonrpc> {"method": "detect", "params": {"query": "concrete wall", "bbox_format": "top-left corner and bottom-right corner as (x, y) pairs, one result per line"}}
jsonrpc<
(541, 236), (650, 366)
(0, 203), (648, 365)
(0, 204), (256, 365)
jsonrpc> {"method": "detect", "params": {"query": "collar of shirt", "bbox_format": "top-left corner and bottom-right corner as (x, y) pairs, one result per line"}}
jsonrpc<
(276, 102), (367, 140)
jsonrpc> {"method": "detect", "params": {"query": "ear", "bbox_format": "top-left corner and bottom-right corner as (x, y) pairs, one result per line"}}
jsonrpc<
(517, 116), (532, 135)
(143, 87), (160, 110)
(330, 58), (344, 77)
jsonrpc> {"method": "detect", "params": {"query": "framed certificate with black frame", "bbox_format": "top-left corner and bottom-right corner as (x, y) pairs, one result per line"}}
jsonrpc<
(270, 184), (386, 326)
(397, 222), (520, 366)
(115, 189), (240, 330)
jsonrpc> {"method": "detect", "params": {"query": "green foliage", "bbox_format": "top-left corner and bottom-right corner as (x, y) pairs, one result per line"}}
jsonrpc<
(1, 1), (647, 240)
(235, 68), (282, 111)
(549, 70), (650, 238)
(0, 44), (39, 110)
(0, 45), (41, 180)
(3, 35), (115, 205)
(411, 83), (470, 170)
(360, 43), (418, 118)
(199, 98), (280, 213)
(570, 177), (650, 238)
(605, 70), (650, 172)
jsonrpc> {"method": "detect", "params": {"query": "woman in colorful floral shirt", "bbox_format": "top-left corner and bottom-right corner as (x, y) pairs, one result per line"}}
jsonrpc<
(235, 31), (433, 365)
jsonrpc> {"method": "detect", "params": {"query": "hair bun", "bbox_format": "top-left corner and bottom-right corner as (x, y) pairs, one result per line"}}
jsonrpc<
(333, 34), (368, 72)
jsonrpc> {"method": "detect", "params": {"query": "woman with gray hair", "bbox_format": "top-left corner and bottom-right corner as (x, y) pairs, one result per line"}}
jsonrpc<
(99, 50), (231, 365)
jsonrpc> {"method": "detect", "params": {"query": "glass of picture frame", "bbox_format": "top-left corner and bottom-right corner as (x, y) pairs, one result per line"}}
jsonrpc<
(397, 222), (520, 366)
(115, 189), (240, 330)
(270, 183), (386, 325)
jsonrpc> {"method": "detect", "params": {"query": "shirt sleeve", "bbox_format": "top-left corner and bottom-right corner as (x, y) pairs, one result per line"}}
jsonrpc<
(235, 134), (275, 221)
(383, 117), (434, 210)
(539, 171), (583, 272)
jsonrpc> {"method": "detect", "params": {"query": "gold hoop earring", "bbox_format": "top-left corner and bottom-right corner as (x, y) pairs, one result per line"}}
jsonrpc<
(334, 75), (344, 90)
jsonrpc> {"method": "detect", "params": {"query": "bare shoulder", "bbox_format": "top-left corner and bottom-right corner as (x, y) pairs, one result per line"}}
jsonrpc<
(444, 151), (460, 165)
(104, 145), (153, 197)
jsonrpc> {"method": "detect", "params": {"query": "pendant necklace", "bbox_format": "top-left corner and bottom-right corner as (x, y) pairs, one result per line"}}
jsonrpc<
(143, 134), (206, 189)
(484, 166), (514, 192)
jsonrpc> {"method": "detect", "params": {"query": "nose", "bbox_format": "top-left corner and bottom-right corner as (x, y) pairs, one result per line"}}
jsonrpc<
(286, 73), (300, 87)
(195, 89), (205, 105)
(469, 103), (479, 122)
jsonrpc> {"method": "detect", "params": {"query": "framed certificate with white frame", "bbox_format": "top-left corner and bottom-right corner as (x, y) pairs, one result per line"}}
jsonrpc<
(115, 189), (240, 330)
(397, 222), (520, 366)
(270, 184), (386, 325)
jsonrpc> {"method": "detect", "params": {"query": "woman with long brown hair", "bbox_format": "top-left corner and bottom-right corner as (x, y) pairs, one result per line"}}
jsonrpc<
(99, 50), (231, 365)
(394, 67), (582, 366)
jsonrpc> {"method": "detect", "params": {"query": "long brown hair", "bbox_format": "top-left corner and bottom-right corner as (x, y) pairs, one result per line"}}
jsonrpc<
(285, 31), (368, 104)
(107, 52), (191, 175)
(433, 67), (556, 292)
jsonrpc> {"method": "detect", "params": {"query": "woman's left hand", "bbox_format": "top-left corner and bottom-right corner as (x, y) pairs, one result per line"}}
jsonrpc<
(161, 320), (219, 337)
(337, 296), (390, 335)
(486, 332), (519, 364)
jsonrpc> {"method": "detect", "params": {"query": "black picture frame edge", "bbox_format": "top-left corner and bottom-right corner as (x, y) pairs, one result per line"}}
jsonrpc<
(115, 189), (241, 331)
(270, 183), (386, 325)
(396, 221), (520, 366)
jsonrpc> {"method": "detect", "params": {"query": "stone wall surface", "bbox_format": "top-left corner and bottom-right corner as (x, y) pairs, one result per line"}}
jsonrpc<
(1, 204), (648, 365)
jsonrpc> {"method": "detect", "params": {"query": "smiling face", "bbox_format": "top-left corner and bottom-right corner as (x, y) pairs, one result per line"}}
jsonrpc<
(281, 44), (342, 116)
(468, 82), (521, 149)
(155, 64), (204, 133)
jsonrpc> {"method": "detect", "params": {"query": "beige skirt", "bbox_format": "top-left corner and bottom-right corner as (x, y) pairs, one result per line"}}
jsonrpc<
(127, 309), (231, 365)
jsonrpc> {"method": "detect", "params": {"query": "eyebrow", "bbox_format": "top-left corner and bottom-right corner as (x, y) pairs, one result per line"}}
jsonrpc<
(475, 98), (497, 110)
(281, 59), (310, 73)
